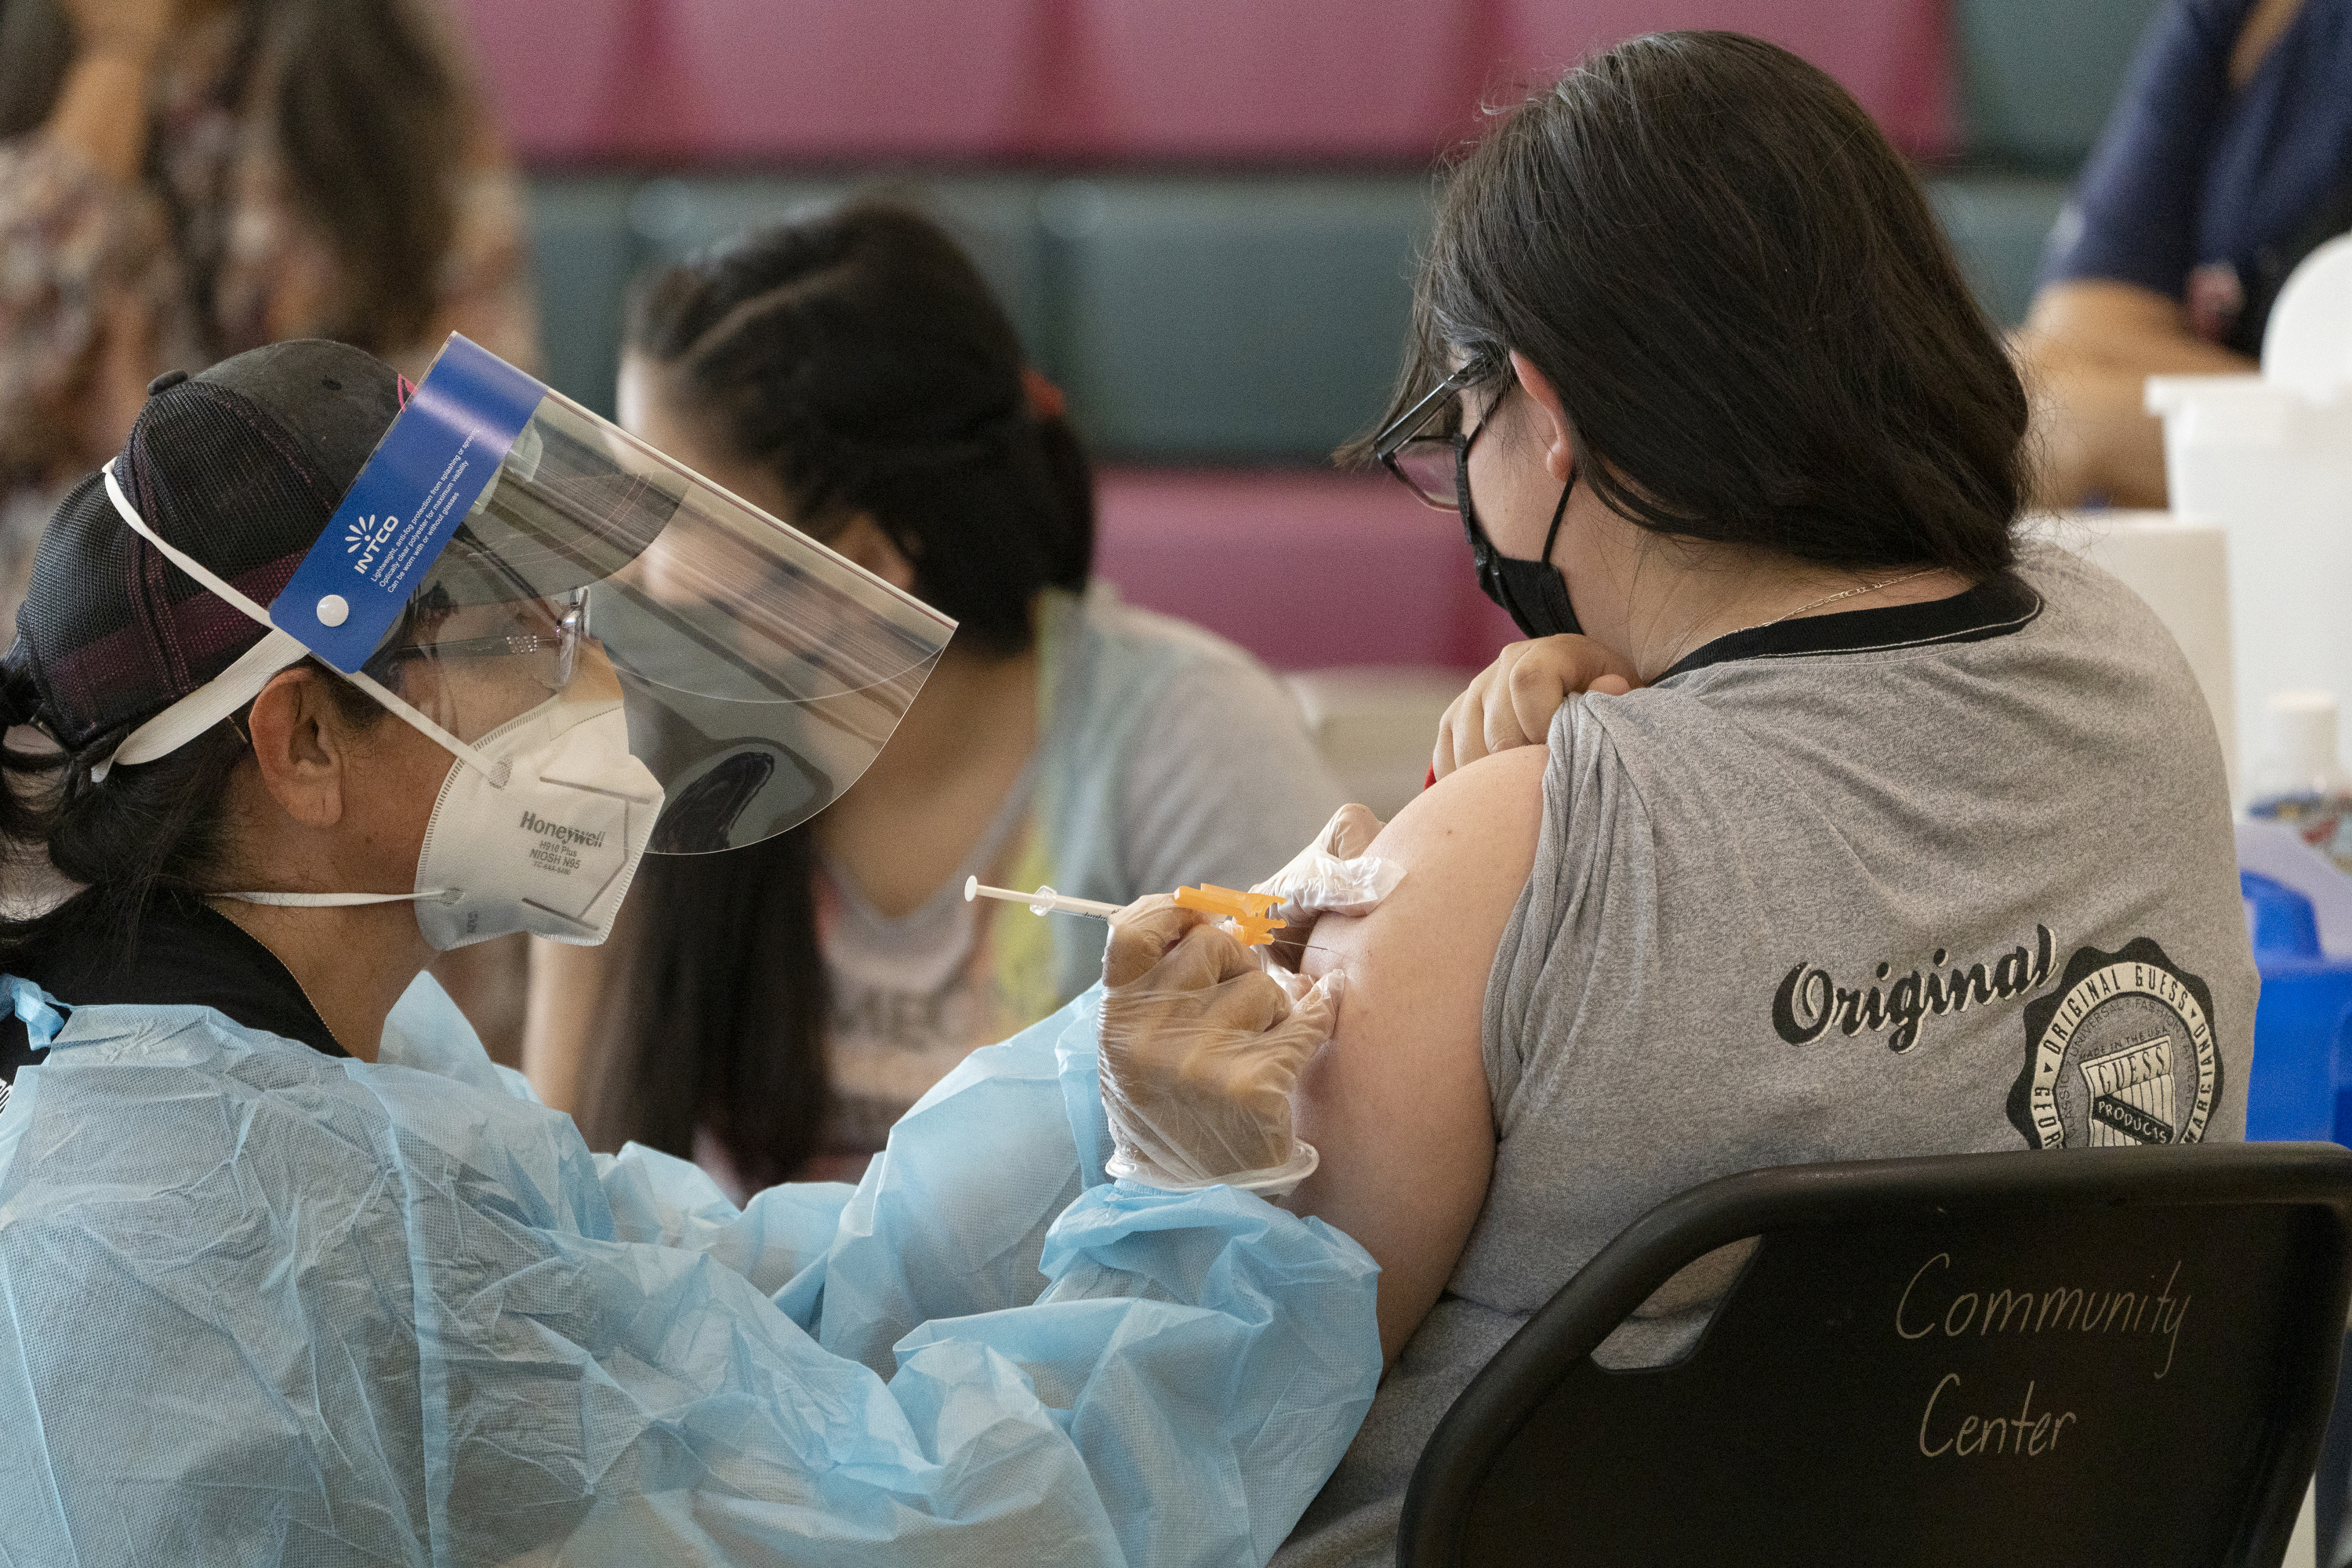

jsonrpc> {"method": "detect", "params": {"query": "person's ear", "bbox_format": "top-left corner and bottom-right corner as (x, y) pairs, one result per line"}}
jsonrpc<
(1508, 350), (1577, 484)
(827, 514), (919, 593)
(244, 667), (351, 829)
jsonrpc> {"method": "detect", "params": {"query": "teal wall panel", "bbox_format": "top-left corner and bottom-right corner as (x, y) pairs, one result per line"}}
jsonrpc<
(1042, 178), (1432, 460)
(1927, 176), (2073, 327)
(1957, 0), (2166, 169)
(524, 176), (639, 417)
(525, 169), (2074, 456)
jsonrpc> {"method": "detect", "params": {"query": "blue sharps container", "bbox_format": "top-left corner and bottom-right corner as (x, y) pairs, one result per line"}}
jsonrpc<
(2241, 870), (2352, 1142)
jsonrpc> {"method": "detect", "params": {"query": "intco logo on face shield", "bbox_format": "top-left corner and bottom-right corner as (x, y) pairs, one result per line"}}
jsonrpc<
(345, 514), (399, 572)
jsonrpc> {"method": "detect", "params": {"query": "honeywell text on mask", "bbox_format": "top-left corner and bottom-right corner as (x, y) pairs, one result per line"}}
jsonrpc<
(520, 809), (607, 850)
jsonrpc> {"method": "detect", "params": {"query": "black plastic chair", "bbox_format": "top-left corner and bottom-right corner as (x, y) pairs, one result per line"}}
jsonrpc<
(1398, 1143), (2352, 1568)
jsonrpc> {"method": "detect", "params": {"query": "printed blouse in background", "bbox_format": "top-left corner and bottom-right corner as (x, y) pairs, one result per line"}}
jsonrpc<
(0, 0), (539, 647)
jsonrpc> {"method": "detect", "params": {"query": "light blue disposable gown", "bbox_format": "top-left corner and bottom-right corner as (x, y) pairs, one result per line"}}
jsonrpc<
(0, 975), (1380, 1566)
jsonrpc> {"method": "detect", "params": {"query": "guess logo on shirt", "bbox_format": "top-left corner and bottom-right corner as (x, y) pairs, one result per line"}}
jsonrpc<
(1768, 925), (2222, 1150)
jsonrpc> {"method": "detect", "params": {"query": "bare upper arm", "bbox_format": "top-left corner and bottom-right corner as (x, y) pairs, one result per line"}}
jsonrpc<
(2016, 278), (2254, 377)
(1286, 743), (1550, 1363)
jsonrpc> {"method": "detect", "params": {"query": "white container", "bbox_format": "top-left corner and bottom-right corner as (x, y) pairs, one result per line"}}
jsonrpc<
(2031, 510), (2237, 795)
(1285, 666), (1468, 821)
(2145, 376), (2352, 782)
(2146, 235), (2352, 786)
(2263, 234), (2352, 400)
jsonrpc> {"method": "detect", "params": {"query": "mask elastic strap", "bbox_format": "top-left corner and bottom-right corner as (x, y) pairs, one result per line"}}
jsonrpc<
(217, 890), (452, 907)
(97, 462), (508, 786)
(1538, 460), (1574, 565)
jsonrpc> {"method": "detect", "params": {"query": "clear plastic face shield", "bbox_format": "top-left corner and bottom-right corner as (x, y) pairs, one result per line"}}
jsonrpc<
(339, 374), (954, 852)
(107, 336), (953, 949)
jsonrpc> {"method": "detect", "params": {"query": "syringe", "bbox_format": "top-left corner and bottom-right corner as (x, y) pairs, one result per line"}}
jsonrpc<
(964, 878), (1291, 947)
(964, 877), (1121, 918)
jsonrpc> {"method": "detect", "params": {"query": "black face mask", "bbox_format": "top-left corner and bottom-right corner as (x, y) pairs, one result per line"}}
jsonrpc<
(1460, 446), (1580, 640)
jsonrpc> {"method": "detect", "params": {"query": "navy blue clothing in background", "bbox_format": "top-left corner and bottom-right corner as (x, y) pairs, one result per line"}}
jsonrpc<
(2042, 0), (2352, 354)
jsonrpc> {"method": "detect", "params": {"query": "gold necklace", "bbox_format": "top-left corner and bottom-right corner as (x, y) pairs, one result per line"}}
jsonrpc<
(1751, 568), (1936, 631)
(1666, 568), (1937, 671)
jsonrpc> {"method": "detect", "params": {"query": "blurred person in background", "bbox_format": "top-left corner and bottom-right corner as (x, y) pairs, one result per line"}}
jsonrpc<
(527, 202), (1345, 1195)
(0, 0), (539, 620)
(0, 0), (541, 1057)
(2013, 0), (2351, 507)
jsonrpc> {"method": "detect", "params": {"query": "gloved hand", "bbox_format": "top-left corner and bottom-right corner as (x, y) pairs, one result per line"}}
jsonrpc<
(1098, 895), (1338, 1193)
(1251, 802), (1396, 971)
(1434, 634), (1641, 779)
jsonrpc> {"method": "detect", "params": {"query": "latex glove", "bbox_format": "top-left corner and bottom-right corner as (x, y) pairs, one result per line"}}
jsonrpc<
(1098, 895), (1338, 1193)
(1251, 803), (1394, 971)
(1434, 634), (1640, 779)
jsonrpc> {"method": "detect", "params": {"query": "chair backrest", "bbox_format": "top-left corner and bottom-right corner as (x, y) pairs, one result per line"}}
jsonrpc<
(1399, 1143), (2352, 1568)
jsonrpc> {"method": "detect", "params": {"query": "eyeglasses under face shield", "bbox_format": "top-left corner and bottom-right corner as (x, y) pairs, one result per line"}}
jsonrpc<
(283, 335), (957, 855)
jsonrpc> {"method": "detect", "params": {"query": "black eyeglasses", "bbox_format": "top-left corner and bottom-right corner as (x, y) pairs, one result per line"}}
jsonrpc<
(380, 593), (586, 693)
(1372, 363), (1492, 511)
(1372, 360), (1569, 619)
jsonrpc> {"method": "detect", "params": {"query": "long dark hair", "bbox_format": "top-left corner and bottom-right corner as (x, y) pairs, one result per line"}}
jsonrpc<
(1362, 31), (2027, 580)
(575, 201), (1094, 1186)
(0, 0), (471, 357)
(0, 662), (383, 976)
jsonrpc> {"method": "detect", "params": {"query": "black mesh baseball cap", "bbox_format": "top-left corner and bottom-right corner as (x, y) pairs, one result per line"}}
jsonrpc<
(7, 339), (405, 755)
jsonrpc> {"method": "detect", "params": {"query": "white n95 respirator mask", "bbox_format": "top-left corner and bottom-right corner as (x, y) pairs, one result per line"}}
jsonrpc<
(411, 695), (663, 949)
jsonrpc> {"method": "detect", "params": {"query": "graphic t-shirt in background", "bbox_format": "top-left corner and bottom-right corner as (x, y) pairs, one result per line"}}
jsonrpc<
(698, 583), (1347, 1196)
(808, 779), (1056, 1173)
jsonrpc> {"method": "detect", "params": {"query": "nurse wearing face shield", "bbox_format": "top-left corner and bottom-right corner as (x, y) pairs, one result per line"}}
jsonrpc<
(0, 336), (1379, 1565)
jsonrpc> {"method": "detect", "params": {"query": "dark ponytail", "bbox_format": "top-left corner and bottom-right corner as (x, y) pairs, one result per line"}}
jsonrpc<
(0, 658), (66, 892)
(626, 200), (1095, 652)
(566, 201), (1094, 1182)
(572, 833), (828, 1192)
(0, 652), (382, 976)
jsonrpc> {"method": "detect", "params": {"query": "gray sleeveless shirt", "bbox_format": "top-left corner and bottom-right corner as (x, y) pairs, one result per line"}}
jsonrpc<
(1276, 544), (2255, 1566)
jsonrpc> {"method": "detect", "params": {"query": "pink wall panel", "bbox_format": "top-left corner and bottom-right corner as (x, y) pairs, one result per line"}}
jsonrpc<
(1093, 470), (1519, 672)
(1065, 0), (1491, 161)
(1492, 0), (1957, 157)
(459, 0), (639, 160)
(661, 0), (1047, 160)
(452, 0), (1955, 163)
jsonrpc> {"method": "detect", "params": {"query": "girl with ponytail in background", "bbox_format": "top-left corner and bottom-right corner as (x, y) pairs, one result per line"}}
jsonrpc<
(528, 201), (1345, 1192)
